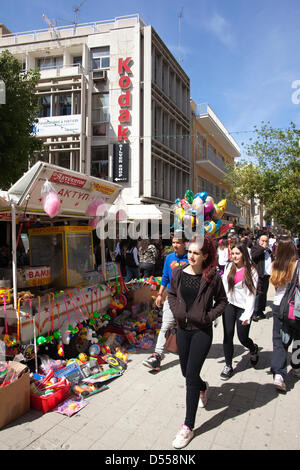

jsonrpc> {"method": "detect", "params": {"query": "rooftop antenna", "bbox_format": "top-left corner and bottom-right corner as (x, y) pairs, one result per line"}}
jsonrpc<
(73, 0), (88, 26)
(178, 7), (184, 65)
(42, 14), (57, 36)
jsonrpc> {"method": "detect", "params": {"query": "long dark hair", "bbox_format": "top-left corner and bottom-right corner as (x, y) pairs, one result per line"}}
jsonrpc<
(270, 236), (297, 288)
(227, 242), (256, 294)
(188, 235), (217, 282)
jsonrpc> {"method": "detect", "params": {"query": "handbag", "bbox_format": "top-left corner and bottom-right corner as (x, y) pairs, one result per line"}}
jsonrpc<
(279, 260), (300, 337)
(164, 327), (178, 354)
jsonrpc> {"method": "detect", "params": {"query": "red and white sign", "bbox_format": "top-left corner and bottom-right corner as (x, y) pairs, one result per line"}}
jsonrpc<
(49, 171), (87, 188)
(118, 57), (133, 142)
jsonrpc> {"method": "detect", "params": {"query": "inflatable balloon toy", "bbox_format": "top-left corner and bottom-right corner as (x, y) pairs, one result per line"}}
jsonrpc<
(204, 220), (216, 235)
(86, 198), (106, 217)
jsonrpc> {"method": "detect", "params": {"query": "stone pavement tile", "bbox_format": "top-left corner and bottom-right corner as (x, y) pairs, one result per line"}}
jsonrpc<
(41, 424), (76, 448)
(210, 443), (232, 450)
(58, 413), (91, 433)
(61, 433), (98, 450)
(89, 427), (134, 450)
(25, 436), (61, 450)
(0, 441), (10, 449)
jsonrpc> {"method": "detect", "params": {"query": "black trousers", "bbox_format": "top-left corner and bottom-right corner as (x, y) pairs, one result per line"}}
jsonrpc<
(254, 275), (270, 316)
(177, 325), (213, 430)
(222, 303), (256, 367)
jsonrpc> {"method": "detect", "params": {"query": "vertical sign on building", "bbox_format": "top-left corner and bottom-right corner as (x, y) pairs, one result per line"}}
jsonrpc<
(113, 143), (129, 182)
(118, 57), (133, 142)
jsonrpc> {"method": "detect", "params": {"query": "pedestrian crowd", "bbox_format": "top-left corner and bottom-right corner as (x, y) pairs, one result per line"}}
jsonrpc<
(140, 230), (300, 449)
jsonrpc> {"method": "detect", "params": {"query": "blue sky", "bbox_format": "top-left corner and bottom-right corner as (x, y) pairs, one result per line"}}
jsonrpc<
(2, 0), (300, 157)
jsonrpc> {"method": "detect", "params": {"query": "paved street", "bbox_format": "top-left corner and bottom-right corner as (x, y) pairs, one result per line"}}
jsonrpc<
(1, 284), (299, 451)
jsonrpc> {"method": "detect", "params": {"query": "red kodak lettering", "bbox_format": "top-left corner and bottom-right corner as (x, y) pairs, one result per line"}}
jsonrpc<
(118, 125), (129, 141)
(118, 90), (131, 107)
(118, 109), (130, 123)
(118, 57), (132, 75)
(119, 75), (131, 89)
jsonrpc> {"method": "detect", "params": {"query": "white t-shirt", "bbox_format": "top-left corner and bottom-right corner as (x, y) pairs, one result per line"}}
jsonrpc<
(218, 247), (229, 266)
(273, 284), (287, 306)
(222, 262), (259, 322)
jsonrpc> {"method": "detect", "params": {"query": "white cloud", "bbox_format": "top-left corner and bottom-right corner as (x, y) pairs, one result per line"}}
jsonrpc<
(205, 12), (236, 51)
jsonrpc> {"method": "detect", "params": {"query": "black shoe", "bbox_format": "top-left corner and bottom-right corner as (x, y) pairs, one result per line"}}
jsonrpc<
(143, 353), (162, 371)
(220, 365), (234, 380)
(250, 344), (259, 366)
(252, 313), (266, 322)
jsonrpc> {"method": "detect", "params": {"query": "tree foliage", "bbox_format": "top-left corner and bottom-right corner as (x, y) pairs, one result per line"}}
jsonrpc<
(0, 50), (42, 189)
(225, 121), (300, 234)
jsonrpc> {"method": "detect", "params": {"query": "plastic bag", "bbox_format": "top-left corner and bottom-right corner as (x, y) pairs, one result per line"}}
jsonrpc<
(41, 180), (61, 218)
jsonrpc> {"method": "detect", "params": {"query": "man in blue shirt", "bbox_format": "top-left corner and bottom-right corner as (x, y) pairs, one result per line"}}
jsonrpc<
(143, 233), (188, 371)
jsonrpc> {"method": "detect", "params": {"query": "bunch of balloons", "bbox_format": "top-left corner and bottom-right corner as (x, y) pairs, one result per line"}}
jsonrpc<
(173, 189), (233, 238)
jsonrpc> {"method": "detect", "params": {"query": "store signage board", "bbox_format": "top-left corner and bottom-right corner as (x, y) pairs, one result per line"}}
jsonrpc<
(8, 162), (123, 217)
(33, 115), (81, 137)
(113, 143), (129, 183)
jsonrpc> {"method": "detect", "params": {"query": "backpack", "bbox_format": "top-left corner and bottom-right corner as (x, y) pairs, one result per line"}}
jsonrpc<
(279, 260), (300, 339)
(125, 248), (137, 268)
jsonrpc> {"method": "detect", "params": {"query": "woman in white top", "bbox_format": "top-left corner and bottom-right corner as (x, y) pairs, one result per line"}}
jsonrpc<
(217, 239), (229, 276)
(270, 236), (299, 392)
(221, 242), (259, 380)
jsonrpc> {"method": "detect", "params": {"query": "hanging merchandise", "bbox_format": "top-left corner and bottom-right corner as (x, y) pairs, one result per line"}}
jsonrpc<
(41, 179), (61, 218)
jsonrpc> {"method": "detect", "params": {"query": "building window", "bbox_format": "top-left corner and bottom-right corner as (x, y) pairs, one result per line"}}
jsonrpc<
(38, 95), (51, 117)
(53, 93), (72, 116)
(91, 147), (108, 179)
(92, 94), (109, 123)
(90, 47), (110, 70)
(73, 56), (82, 66)
(36, 56), (63, 70)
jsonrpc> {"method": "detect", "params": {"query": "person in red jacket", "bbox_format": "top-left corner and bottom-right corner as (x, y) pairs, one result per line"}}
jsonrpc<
(168, 235), (228, 449)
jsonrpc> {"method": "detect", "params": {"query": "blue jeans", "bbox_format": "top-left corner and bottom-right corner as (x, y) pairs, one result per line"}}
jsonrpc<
(124, 266), (140, 282)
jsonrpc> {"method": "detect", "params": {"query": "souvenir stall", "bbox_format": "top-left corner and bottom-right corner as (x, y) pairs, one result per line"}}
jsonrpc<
(0, 162), (123, 358)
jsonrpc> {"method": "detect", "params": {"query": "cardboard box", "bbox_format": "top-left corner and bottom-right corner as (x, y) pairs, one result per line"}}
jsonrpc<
(0, 361), (30, 429)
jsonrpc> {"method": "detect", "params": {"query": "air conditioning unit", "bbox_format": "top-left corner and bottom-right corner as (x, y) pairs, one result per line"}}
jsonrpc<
(92, 69), (107, 81)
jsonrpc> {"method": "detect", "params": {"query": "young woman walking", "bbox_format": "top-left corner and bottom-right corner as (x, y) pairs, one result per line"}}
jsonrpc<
(168, 236), (228, 449)
(270, 236), (300, 392)
(221, 242), (259, 380)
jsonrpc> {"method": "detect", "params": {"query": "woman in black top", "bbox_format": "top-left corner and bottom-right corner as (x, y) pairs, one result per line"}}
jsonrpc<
(168, 236), (227, 449)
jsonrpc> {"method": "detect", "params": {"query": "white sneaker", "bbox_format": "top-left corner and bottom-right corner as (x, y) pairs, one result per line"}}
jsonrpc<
(198, 382), (209, 408)
(291, 368), (300, 378)
(172, 424), (194, 449)
(273, 374), (286, 392)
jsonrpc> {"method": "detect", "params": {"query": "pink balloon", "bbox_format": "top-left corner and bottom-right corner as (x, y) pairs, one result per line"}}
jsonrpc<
(204, 202), (214, 214)
(89, 218), (99, 230)
(43, 192), (61, 218)
(86, 198), (106, 217)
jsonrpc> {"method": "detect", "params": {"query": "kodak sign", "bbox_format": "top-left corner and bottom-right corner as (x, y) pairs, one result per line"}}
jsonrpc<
(118, 57), (132, 141)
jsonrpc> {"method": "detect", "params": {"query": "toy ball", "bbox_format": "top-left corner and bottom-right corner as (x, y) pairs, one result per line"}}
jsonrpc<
(184, 189), (194, 204)
(43, 192), (61, 218)
(205, 196), (215, 204)
(204, 221), (216, 234)
(89, 344), (101, 357)
(78, 353), (88, 363)
(198, 192), (208, 202)
(86, 198), (106, 217)
(204, 201), (214, 214)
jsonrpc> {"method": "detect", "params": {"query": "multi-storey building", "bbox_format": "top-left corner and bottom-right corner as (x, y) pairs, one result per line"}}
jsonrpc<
(0, 15), (190, 217)
(190, 100), (251, 231)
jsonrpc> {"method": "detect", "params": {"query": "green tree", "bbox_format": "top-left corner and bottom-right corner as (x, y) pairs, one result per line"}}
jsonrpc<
(225, 121), (300, 234)
(0, 50), (42, 189)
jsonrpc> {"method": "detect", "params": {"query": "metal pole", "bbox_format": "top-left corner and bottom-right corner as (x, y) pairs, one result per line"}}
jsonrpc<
(11, 203), (18, 310)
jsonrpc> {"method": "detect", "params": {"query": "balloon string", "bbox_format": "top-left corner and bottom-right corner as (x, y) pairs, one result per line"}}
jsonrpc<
(77, 287), (89, 317)
(47, 294), (51, 336)
(38, 296), (41, 336)
(17, 298), (21, 342)
(66, 289), (82, 323)
(62, 294), (71, 324)
(1, 294), (8, 334)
